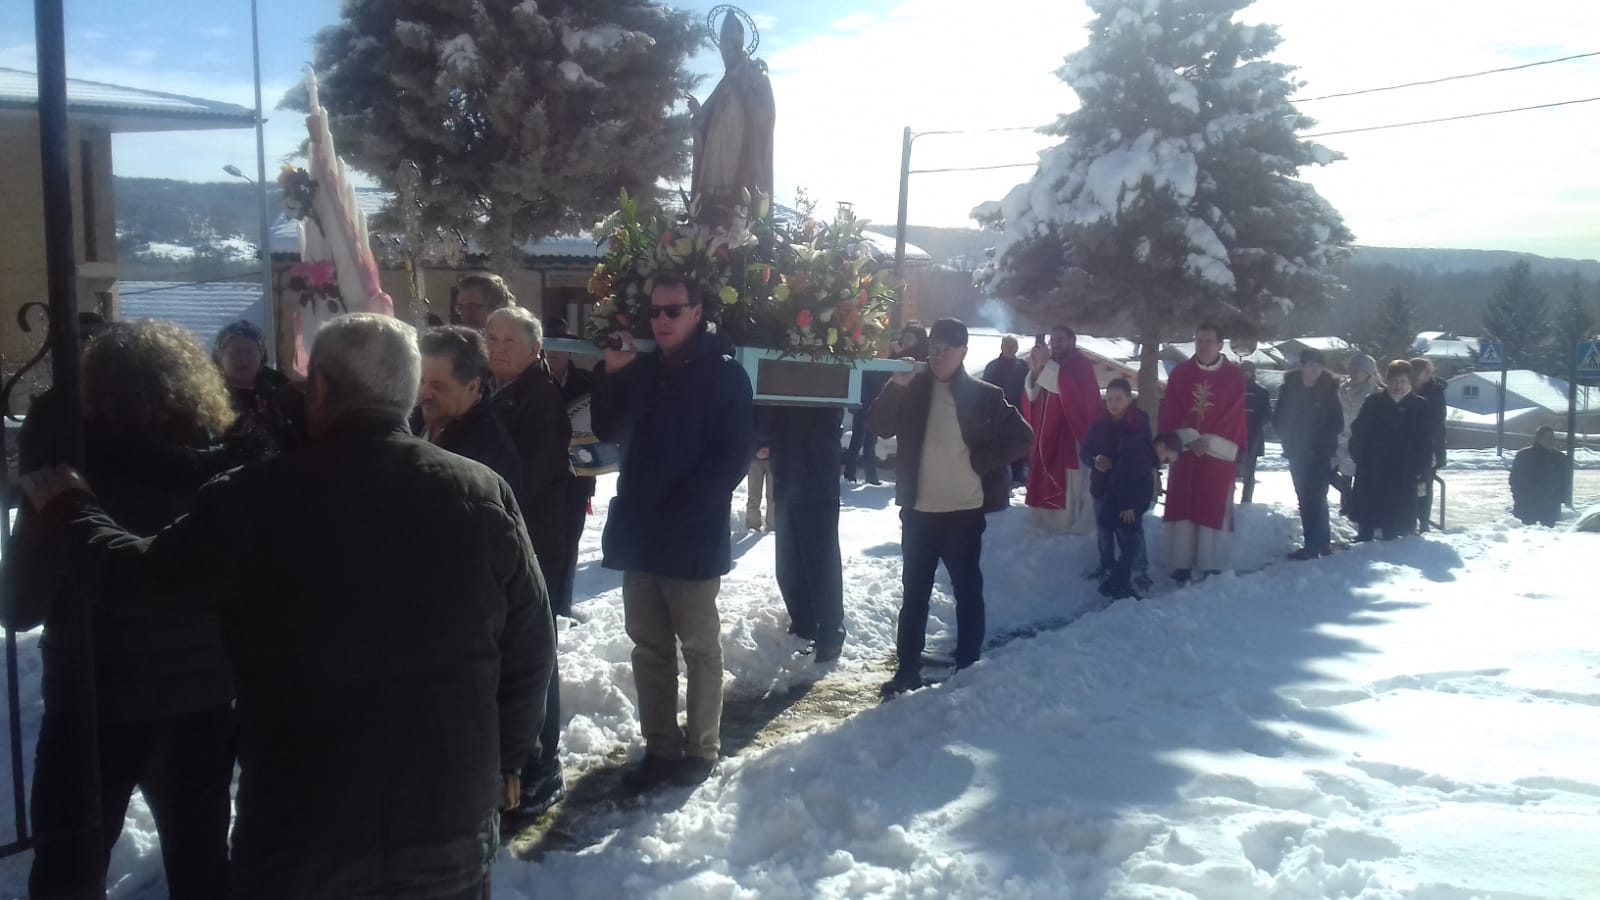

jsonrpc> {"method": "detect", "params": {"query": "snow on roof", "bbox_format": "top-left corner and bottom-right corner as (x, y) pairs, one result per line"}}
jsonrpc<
(1456, 369), (1600, 413)
(118, 280), (265, 349)
(271, 190), (934, 267)
(1274, 336), (1351, 353)
(0, 67), (255, 132)
(1416, 337), (1476, 359)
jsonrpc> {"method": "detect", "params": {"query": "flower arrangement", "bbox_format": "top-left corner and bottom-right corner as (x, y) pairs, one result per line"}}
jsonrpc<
(583, 190), (897, 363)
(757, 213), (896, 361)
(278, 165), (318, 224)
(287, 259), (345, 317)
(586, 189), (760, 343)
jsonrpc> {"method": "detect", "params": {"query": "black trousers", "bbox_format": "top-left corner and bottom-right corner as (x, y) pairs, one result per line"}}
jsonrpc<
(550, 475), (594, 619)
(1238, 454), (1259, 504)
(898, 508), (987, 671)
(30, 704), (235, 900)
(770, 408), (847, 650)
(1416, 473), (1435, 532)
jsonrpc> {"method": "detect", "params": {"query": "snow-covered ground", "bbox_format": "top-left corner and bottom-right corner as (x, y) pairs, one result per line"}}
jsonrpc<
(1, 470), (1596, 899)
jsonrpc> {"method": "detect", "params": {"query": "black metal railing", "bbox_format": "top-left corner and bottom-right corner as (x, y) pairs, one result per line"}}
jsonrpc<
(0, 302), (55, 858)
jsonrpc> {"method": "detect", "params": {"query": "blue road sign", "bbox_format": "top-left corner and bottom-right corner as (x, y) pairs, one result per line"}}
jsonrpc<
(1579, 341), (1600, 377)
(1478, 341), (1504, 368)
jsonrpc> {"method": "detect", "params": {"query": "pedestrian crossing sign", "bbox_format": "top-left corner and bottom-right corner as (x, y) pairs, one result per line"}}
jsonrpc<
(1579, 341), (1600, 377)
(1478, 341), (1504, 368)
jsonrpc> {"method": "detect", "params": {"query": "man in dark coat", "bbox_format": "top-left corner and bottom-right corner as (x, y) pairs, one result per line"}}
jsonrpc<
(544, 317), (599, 617)
(1410, 357), (1449, 532)
(592, 276), (754, 790)
(15, 314), (554, 900)
(1349, 360), (1435, 541)
(761, 404), (847, 662)
(1273, 348), (1345, 558)
(418, 326), (529, 508)
(1238, 361), (1272, 504)
(1511, 426), (1570, 527)
(842, 371), (885, 485)
(982, 335), (1031, 485)
(873, 319), (1033, 694)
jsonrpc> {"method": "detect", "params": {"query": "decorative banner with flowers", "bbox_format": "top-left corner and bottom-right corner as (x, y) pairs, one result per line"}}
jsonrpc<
(584, 189), (898, 364)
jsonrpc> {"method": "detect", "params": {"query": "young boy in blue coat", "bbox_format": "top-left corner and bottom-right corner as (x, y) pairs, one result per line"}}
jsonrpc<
(1080, 379), (1158, 599)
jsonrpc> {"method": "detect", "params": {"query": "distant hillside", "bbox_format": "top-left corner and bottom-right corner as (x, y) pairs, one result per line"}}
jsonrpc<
(112, 177), (1597, 340)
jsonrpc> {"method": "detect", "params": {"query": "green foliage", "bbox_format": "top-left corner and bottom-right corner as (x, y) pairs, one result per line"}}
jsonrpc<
(1481, 260), (1552, 370)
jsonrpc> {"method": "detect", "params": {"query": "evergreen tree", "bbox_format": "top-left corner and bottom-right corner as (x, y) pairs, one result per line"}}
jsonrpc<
(285, 0), (701, 271)
(973, 0), (1352, 402)
(1349, 286), (1419, 366)
(1481, 260), (1551, 371)
(1552, 273), (1596, 374)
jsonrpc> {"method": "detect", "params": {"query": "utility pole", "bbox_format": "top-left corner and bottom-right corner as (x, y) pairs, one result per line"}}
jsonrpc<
(250, 0), (277, 367)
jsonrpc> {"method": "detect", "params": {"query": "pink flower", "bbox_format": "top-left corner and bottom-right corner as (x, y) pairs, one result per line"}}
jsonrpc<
(796, 310), (812, 330)
(291, 260), (336, 288)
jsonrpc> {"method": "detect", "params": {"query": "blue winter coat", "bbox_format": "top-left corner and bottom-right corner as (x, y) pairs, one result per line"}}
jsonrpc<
(592, 331), (755, 581)
(1078, 408), (1157, 528)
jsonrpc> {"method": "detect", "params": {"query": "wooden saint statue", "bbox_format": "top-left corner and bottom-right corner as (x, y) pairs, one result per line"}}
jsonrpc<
(688, 7), (775, 229)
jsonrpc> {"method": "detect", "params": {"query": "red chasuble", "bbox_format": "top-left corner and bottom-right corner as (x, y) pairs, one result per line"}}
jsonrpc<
(1159, 357), (1248, 530)
(1023, 351), (1100, 509)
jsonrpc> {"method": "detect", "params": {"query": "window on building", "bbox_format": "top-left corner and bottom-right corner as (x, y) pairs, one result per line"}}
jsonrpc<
(80, 138), (99, 261)
(1463, 385), (1480, 399)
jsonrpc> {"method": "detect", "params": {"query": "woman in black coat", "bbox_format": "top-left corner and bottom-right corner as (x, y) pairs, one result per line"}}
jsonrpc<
(1348, 360), (1435, 541)
(5, 321), (238, 898)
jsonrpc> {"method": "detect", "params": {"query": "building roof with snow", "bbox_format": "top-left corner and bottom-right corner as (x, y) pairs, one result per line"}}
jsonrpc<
(0, 67), (256, 133)
(1274, 336), (1352, 357)
(270, 191), (933, 268)
(1448, 369), (1599, 415)
(118, 280), (265, 349)
(1413, 333), (1478, 360)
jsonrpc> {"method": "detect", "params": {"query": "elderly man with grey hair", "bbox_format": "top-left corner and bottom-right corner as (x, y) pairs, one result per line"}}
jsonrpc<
(484, 304), (573, 823)
(13, 313), (554, 900)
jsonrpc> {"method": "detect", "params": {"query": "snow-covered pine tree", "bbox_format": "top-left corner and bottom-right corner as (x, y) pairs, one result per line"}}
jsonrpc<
(1481, 260), (1551, 371)
(973, 0), (1353, 403)
(286, 0), (700, 273)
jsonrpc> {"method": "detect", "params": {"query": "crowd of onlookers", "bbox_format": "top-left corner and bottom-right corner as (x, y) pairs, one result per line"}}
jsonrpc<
(0, 280), (1582, 897)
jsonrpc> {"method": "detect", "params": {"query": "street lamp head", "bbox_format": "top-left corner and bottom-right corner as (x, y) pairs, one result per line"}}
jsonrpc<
(223, 164), (245, 179)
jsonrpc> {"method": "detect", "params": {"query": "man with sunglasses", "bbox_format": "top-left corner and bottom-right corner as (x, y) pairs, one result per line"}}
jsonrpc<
(591, 275), (754, 791)
(872, 318), (1033, 695)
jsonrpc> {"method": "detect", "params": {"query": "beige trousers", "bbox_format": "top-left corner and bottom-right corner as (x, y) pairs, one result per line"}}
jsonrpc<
(622, 572), (724, 761)
(745, 458), (774, 531)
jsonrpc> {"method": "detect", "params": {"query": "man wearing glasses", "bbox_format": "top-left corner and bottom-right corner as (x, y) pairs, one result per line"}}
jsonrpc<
(872, 318), (1033, 695)
(591, 275), (754, 791)
(454, 273), (513, 331)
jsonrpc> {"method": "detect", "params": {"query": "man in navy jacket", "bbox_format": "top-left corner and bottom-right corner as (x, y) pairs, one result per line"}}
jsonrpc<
(592, 276), (754, 791)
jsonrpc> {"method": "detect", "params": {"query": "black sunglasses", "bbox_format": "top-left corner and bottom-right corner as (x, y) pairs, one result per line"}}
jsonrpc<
(649, 303), (698, 320)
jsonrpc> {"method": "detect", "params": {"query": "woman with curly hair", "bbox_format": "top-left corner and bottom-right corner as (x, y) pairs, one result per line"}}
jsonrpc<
(7, 320), (239, 898)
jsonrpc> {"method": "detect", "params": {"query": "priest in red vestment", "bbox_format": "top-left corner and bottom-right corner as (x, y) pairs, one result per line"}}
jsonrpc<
(1023, 326), (1102, 534)
(1159, 324), (1248, 580)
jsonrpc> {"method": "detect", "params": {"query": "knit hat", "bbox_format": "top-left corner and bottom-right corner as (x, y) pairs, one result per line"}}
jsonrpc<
(928, 318), (969, 348)
(213, 319), (265, 364)
(1346, 352), (1376, 376)
(1299, 347), (1326, 367)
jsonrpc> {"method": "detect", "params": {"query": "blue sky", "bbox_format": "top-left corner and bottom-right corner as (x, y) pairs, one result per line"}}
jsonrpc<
(2, 0), (1598, 259)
